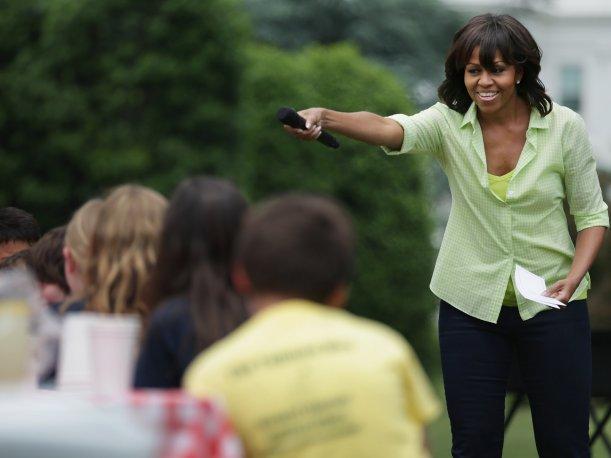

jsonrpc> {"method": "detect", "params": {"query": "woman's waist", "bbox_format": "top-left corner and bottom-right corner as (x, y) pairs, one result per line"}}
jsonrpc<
(434, 243), (576, 280)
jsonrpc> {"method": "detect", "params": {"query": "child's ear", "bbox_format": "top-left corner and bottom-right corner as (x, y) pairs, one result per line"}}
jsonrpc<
(326, 283), (350, 309)
(232, 263), (252, 295)
(63, 247), (76, 274)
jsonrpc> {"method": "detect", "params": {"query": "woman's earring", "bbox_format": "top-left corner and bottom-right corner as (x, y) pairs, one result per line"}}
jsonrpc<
(517, 79), (521, 85)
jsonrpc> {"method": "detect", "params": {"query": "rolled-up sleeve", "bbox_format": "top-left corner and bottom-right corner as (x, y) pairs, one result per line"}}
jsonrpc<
(563, 114), (609, 232)
(380, 103), (445, 162)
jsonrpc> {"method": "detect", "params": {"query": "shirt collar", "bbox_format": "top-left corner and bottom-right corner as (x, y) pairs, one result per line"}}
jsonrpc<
(460, 101), (550, 130)
(460, 102), (478, 128)
(527, 107), (550, 130)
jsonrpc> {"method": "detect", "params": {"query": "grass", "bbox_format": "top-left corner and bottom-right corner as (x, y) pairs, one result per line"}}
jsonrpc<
(427, 383), (611, 457)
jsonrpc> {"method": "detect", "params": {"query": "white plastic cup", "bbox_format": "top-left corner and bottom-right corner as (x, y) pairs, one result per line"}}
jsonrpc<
(57, 313), (99, 392)
(89, 315), (141, 398)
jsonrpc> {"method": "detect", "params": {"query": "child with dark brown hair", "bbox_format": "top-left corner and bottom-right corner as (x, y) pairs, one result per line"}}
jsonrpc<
(0, 207), (40, 261)
(28, 226), (70, 306)
(184, 195), (439, 458)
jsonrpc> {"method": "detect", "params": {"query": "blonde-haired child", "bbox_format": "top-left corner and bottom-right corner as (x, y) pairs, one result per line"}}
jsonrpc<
(63, 198), (103, 303)
(86, 185), (167, 317)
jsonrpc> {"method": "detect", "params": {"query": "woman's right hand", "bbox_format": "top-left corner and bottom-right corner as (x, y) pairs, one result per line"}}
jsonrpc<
(281, 107), (404, 150)
(282, 108), (325, 141)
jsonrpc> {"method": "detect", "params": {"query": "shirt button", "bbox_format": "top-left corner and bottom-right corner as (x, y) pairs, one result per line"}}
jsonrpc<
(507, 190), (514, 197)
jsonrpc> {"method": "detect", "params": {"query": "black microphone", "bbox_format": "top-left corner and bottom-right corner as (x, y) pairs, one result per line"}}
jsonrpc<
(277, 107), (340, 149)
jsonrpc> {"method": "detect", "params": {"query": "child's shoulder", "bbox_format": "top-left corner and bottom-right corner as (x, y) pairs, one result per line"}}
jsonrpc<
(342, 311), (414, 355)
(183, 331), (241, 389)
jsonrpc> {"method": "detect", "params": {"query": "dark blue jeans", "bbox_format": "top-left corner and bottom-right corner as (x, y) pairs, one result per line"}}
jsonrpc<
(439, 300), (591, 458)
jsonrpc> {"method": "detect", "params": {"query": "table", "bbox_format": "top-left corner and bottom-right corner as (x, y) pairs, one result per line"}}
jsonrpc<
(0, 389), (243, 458)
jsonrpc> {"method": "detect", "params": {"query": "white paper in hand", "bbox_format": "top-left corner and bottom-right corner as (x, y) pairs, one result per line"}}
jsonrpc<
(514, 265), (565, 309)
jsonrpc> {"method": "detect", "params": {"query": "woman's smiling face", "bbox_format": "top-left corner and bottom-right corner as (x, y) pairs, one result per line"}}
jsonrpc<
(464, 46), (523, 115)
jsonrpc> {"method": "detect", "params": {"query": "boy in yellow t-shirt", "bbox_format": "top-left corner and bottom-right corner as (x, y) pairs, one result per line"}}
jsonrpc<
(183, 195), (440, 458)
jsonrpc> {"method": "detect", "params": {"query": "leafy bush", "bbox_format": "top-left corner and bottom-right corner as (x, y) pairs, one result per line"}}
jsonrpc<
(0, 0), (249, 227)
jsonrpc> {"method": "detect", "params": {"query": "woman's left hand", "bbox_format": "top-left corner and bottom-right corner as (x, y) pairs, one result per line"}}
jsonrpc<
(543, 278), (580, 304)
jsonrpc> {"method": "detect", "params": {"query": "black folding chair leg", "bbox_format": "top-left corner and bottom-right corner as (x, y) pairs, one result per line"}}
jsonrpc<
(589, 404), (611, 451)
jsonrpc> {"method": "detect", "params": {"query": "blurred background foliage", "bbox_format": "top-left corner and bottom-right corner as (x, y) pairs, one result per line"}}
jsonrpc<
(0, 0), (249, 219)
(0, 0), (462, 367)
(244, 0), (463, 106)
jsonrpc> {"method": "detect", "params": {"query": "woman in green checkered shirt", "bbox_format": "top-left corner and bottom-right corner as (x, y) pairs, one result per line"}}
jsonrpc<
(283, 13), (608, 458)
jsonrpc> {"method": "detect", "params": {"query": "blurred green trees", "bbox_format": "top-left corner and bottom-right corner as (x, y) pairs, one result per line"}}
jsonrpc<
(0, 0), (249, 227)
(244, 0), (464, 105)
(0, 0), (441, 363)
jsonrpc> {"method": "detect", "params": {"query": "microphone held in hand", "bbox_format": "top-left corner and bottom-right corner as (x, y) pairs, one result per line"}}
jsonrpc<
(277, 107), (340, 149)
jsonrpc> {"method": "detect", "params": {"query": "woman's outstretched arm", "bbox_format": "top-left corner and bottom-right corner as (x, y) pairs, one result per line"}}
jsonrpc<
(282, 108), (404, 151)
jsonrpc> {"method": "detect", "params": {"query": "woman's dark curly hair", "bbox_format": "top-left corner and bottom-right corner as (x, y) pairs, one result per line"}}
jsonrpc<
(438, 14), (552, 117)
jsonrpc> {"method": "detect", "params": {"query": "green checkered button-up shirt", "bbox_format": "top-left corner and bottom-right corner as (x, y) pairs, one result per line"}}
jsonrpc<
(383, 102), (609, 323)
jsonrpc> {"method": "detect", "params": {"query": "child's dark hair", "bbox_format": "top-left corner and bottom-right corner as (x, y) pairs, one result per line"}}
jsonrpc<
(28, 226), (70, 294)
(236, 194), (355, 303)
(0, 207), (41, 245)
(146, 176), (249, 350)
(438, 13), (552, 117)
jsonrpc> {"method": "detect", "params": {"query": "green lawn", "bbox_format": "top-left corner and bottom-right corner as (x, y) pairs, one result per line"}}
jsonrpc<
(428, 386), (611, 457)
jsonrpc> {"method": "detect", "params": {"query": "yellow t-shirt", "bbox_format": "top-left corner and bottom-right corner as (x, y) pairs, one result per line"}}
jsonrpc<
(184, 300), (440, 458)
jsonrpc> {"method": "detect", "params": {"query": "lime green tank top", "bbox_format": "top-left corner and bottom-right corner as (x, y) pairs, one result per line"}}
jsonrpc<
(488, 170), (586, 306)
(488, 171), (519, 306)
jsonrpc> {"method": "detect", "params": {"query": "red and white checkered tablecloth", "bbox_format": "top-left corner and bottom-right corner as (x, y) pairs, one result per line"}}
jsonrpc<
(125, 390), (243, 458)
(1, 388), (242, 457)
